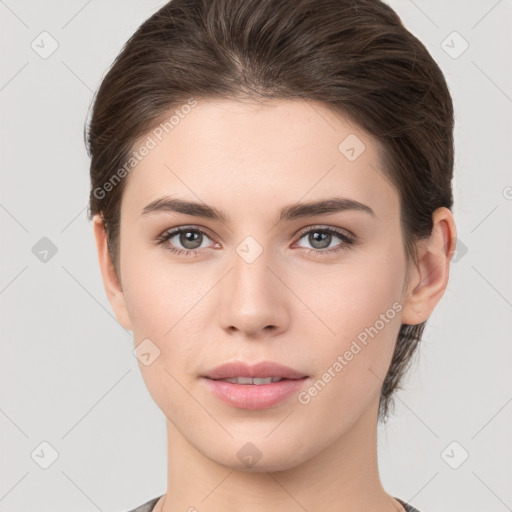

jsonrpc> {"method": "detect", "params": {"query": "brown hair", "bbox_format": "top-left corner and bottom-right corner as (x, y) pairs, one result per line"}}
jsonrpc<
(85, 0), (454, 422)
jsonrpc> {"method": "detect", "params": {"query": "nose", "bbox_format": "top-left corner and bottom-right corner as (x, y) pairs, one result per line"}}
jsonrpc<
(218, 244), (290, 339)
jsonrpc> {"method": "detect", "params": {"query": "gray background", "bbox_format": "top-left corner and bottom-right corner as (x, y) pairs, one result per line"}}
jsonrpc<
(1, 1), (511, 511)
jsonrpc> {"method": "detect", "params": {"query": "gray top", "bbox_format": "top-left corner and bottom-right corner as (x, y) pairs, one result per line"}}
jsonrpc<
(127, 495), (421, 511)
(126, 496), (161, 512)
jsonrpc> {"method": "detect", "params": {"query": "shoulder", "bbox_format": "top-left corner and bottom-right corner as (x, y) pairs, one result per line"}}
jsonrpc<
(125, 495), (163, 512)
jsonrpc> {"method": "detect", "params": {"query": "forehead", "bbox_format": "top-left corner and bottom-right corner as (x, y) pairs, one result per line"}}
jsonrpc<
(121, 98), (399, 222)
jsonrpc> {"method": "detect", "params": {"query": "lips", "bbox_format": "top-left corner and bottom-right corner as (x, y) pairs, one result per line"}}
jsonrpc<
(202, 361), (308, 381)
(201, 361), (309, 409)
(201, 361), (309, 410)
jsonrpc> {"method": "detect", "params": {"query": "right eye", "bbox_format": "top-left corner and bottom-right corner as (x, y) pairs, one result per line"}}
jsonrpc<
(157, 226), (219, 257)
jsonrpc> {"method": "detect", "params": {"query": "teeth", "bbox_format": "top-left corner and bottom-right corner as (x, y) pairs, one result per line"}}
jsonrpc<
(220, 377), (283, 385)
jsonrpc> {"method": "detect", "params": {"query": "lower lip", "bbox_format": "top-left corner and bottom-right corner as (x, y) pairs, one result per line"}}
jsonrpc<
(202, 377), (308, 410)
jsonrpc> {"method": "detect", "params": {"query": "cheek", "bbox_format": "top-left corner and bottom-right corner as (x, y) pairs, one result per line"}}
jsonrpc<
(120, 255), (205, 416)
(292, 246), (405, 402)
(120, 240), (201, 339)
(293, 283), (403, 436)
(120, 249), (211, 383)
(294, 246), (405, 343)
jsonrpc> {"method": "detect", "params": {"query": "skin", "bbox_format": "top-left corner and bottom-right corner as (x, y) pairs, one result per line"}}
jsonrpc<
(93, 98), (456, 512)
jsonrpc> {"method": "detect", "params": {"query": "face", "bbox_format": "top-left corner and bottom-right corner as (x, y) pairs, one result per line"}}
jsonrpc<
(110, 98), (414, 470)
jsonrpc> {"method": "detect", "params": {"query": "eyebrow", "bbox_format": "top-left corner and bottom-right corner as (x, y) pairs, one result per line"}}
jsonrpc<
(140, 195), (375, 223)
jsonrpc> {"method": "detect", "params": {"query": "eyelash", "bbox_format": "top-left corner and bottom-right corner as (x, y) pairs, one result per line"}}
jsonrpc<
(156, 225), (355, 258)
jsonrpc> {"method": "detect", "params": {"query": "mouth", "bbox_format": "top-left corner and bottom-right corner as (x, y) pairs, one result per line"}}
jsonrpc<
(201, 361), (309, 409)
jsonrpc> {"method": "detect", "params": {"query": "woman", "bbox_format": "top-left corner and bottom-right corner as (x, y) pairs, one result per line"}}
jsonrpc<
(86, 0), (456, 510)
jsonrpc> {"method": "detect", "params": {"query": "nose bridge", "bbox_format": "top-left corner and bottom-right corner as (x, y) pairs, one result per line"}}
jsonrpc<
(218, 235), (288, 336)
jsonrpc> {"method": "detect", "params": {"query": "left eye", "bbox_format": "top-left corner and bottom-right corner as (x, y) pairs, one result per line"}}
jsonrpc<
(294, 227), (354, 253)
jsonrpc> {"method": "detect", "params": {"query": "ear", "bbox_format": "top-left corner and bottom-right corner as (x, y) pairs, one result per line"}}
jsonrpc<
(92, 215), (133, 331)
(401, 207), (457, 325)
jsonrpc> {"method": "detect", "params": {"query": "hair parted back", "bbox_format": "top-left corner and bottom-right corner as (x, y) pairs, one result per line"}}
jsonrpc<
(86, 0), (454, 422)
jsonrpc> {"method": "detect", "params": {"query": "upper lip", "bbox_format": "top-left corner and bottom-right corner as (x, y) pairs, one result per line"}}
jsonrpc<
(202, 361), (307, 380)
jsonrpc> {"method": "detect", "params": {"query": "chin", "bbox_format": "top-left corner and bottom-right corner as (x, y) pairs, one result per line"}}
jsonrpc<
(199, 435), (314, 473)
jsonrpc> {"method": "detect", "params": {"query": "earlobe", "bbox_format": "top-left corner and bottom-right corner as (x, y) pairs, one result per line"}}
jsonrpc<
(92, 215), (133, 331)
(400, 207), (457, 325)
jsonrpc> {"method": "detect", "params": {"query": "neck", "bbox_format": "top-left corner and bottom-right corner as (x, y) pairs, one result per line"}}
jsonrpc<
(157, 395), (404, 512)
